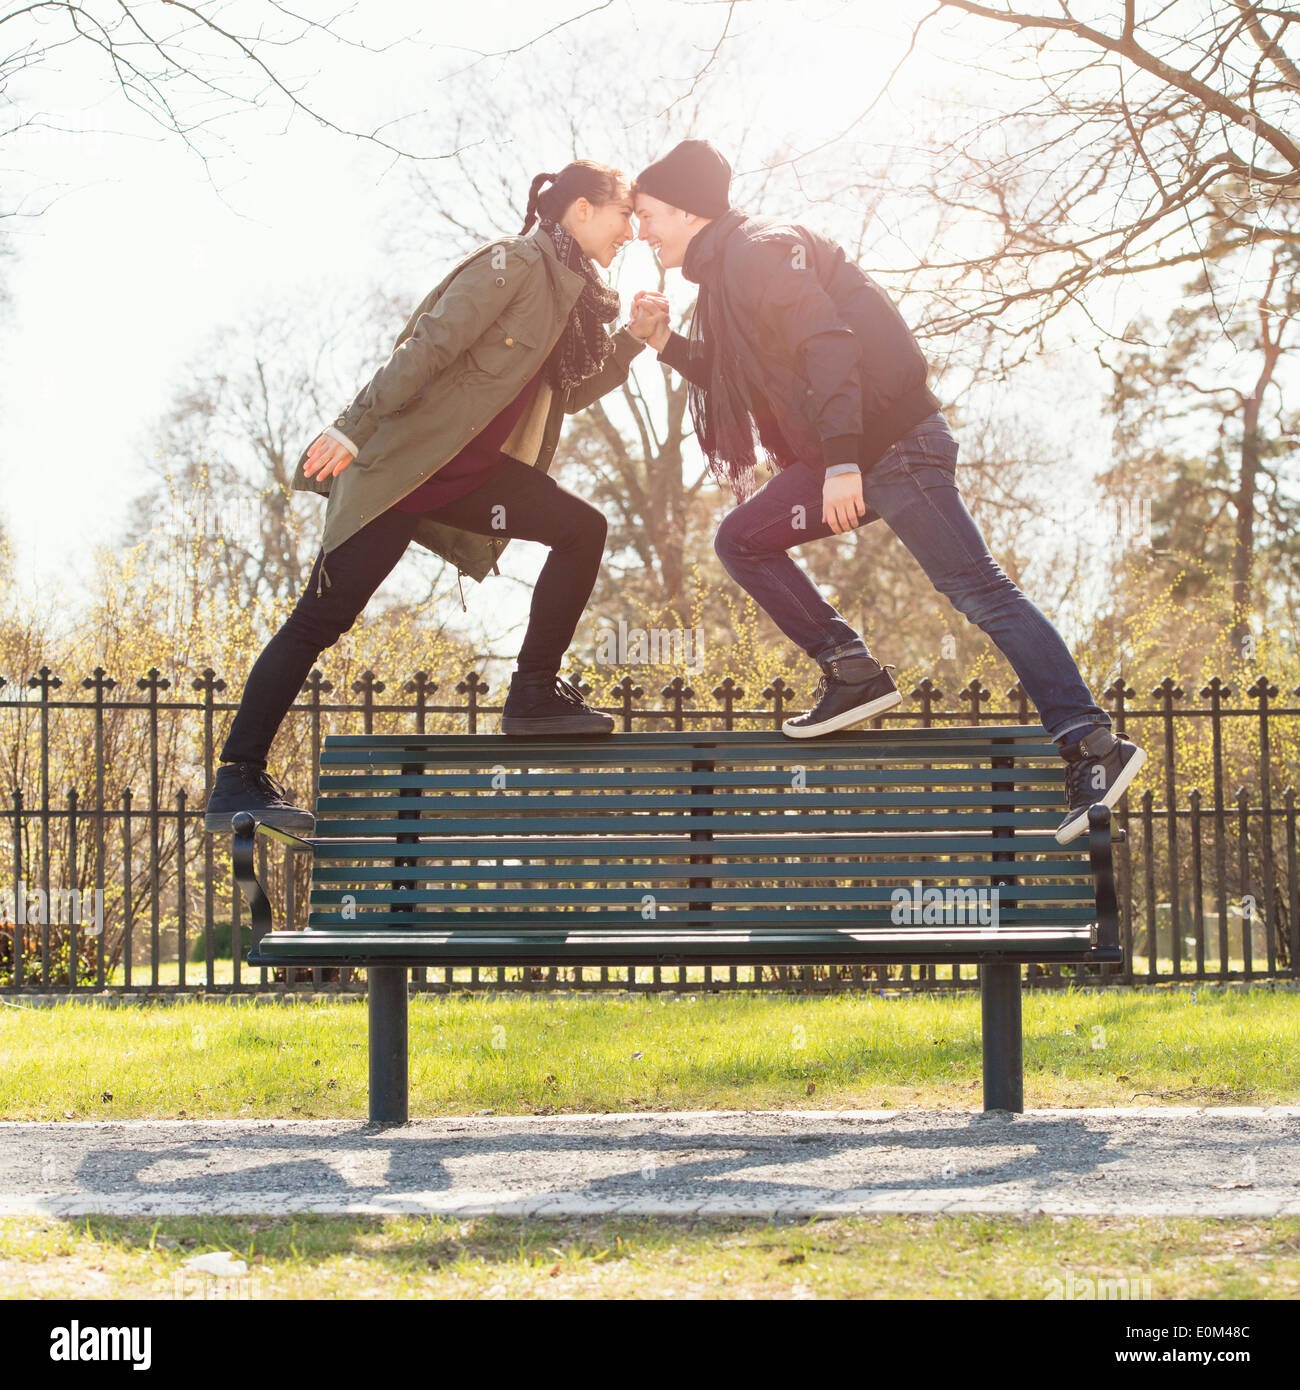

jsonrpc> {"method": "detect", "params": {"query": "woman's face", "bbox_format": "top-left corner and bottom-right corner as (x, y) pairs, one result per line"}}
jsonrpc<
(561, 181), (636, 268)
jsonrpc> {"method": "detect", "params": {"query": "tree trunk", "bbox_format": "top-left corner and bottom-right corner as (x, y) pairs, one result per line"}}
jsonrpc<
(1230, 333), (1283, 660)
(1230, 395), (1260, 660)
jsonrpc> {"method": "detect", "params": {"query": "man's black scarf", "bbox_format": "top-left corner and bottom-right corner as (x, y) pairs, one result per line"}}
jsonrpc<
(539, 217), (621, 392)
(683, 210), (805, 502)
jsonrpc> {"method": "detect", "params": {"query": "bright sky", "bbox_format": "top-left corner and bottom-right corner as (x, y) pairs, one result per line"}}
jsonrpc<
(0, 1), (969, 610)
(1, 0), (1265, 645)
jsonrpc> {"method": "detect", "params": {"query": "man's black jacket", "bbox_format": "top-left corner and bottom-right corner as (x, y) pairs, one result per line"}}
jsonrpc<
(658, 212), (941, 476)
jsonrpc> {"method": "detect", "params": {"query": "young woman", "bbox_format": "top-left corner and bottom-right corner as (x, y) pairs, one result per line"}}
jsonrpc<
(205, 161), (657, 834)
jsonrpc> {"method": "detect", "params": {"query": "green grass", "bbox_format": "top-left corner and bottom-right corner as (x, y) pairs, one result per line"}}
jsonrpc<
(1, 1213), (1297, 1299)
(1, 987), (1295, 1120)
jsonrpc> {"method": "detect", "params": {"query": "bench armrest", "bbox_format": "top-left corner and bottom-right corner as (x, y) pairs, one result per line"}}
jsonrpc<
(230, 810), (318, 948)
(1086, 803), (1120, 951)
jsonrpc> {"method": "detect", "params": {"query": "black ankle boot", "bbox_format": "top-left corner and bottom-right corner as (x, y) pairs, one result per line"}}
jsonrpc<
(1055, 726), (1147, 844)
(202, 761), (314, 834)
(782, 653), (902, 738)
(500, 672), (614, 735)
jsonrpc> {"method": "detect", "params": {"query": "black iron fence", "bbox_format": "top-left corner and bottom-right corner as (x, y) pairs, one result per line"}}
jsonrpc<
(1, 662), (1297, 993)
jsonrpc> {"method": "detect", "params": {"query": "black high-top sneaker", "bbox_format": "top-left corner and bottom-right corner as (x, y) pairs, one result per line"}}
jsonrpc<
(202, 761), (315, 835)
(782, 653), (902, 738)
(500, 672), (614, 735)
(1056, 726), (1147, 845)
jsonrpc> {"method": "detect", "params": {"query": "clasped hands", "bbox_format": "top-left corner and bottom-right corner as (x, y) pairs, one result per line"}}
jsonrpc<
(627, 290), (672, 351)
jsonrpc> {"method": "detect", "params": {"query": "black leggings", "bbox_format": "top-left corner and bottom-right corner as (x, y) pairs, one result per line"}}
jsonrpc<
(219, 455), (607, 766)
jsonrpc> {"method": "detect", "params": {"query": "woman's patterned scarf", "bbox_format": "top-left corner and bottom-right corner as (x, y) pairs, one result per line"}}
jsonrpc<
(539, 217), (621, 392)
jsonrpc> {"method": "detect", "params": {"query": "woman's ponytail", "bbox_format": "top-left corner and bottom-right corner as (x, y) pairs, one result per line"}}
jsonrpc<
(521, 172), (559, 234)
(519, 161), (625, 234)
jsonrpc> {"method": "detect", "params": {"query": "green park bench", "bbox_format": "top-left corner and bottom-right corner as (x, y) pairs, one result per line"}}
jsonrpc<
(230, 726), (1123, 1123)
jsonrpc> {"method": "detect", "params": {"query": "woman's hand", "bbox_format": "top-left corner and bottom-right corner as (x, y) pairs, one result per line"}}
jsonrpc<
(303, 432), (355, 480)
(823, 471), (866, 534)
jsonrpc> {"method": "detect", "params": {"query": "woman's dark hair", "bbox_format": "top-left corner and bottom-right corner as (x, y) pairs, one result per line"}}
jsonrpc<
(520, 160), (627, 234)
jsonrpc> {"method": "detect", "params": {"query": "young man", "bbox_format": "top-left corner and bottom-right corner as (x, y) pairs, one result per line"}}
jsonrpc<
(630, 139), (1145, 845)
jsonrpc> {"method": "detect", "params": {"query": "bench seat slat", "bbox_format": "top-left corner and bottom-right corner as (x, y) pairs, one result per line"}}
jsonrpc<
(249, 926), (1112, 967)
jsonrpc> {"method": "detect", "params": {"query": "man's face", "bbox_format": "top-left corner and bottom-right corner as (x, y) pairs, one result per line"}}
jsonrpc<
(634, 192), (693, 270)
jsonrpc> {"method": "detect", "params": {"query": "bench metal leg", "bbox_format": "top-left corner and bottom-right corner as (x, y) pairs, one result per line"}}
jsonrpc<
(980, 962), (1023, 1113)
(368, 967), (409, 1124)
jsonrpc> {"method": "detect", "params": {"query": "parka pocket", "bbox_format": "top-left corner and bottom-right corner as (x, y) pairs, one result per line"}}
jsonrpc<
(464, 310), (539, 377)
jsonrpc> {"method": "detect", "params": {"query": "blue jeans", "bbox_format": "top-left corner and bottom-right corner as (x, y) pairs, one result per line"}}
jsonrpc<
(712, 411), (1111, 744)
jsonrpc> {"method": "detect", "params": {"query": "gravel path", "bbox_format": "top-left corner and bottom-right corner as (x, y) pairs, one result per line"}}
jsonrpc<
(2, 1108), (1298, 1218)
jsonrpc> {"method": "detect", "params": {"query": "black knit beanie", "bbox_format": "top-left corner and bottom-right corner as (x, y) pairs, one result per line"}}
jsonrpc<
(634, 139), (732, 218)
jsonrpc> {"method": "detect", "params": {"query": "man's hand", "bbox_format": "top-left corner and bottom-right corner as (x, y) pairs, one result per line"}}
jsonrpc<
(303, 432), (355, 480)
(823, 470), (866, 534)
(629, 289), (671, 351)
